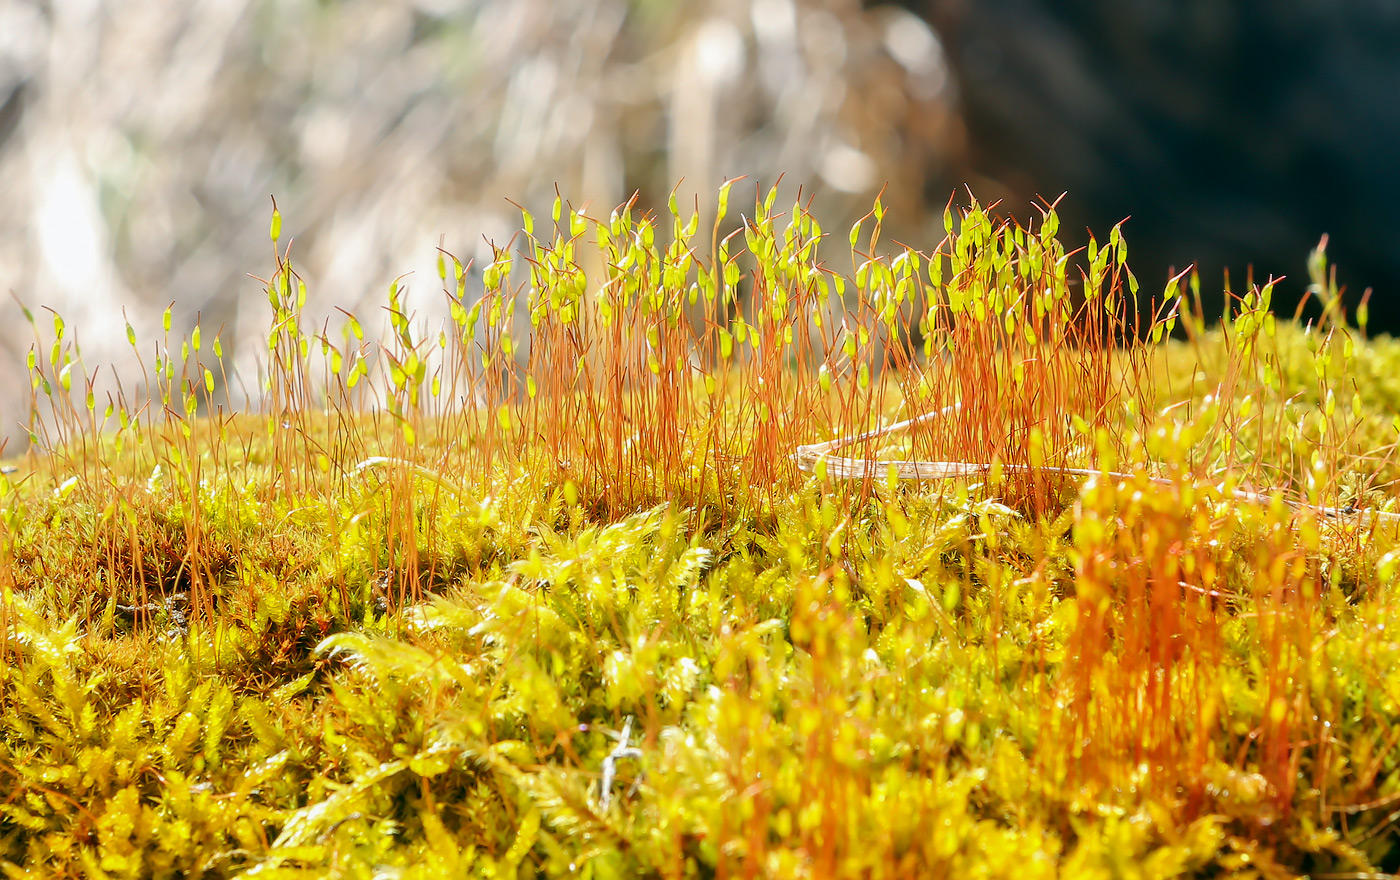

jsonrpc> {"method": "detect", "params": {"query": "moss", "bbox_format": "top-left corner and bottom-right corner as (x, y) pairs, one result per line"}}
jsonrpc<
(1, 188), (1397, 877)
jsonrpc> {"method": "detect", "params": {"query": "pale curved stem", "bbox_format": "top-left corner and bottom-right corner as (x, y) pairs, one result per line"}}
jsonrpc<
(791, 404), (1400, 526)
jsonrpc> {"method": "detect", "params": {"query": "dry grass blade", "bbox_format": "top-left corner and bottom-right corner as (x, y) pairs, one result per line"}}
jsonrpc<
(795, 401), (1400, 525)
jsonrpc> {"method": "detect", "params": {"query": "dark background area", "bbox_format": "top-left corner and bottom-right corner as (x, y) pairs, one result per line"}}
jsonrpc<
(896, 0), (1400, 326)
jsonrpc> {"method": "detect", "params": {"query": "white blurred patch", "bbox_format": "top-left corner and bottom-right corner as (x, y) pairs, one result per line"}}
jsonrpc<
(884, 8), (947, 100)
(694, 18), (745, 86)
(37, 153), (104, 297)
(300, 107), (351, 168)
(751, 0), (799, 97)
(0, 3), (48, 69)
(751, 0), (797, 46)
(669, 17), (746, 216)
(819, 144), (876, 193)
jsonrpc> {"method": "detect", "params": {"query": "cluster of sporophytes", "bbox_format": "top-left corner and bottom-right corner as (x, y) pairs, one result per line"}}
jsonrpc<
(2, 184), (1399, 878)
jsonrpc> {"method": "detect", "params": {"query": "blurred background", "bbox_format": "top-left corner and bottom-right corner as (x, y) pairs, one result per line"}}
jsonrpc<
(3, 0), (1399, 450)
